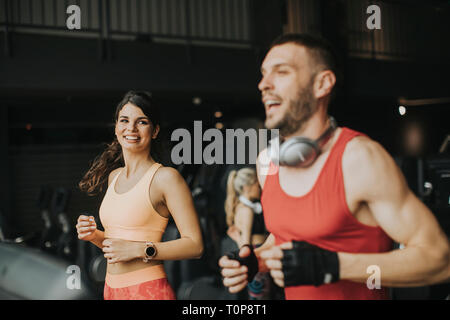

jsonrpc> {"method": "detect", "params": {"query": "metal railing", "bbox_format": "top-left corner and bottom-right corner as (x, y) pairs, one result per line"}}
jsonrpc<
(107, 0), (252, 43)
(346, 0), (450, 61)
(0, 0), (255, 57)
(283, 0), (450, 61)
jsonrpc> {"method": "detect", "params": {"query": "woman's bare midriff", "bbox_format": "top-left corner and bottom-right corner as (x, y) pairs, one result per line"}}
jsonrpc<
(107, 259), (163, 275)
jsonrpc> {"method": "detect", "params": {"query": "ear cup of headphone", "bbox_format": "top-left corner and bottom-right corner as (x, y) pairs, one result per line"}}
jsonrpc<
(268, 116), (337, 167)
(279, 137), (320, 167)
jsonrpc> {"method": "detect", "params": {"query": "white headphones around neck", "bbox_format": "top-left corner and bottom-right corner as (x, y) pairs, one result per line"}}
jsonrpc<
(268, 116), (338, 167)
(239, 195), (262, 214)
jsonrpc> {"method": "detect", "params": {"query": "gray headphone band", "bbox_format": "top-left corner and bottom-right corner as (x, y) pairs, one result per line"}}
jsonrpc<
(315, 116), (337, 148)
(283, 116), (337, 151)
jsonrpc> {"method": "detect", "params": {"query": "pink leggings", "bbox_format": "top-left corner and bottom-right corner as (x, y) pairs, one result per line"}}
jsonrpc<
(103, 265), (176, 300)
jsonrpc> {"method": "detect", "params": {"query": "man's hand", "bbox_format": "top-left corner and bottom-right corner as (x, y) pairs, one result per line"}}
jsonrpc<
(260, 242), (293, 287)
(261, 241), (340, 287)
(102, 238), (144, 264)
(218, 246), (252, 293)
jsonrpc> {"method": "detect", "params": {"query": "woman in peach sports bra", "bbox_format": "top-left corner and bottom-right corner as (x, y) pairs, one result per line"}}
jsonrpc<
(76, 91), (204, 300)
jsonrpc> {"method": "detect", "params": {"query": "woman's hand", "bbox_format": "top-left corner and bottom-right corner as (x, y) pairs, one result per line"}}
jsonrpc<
(102, 238), (145, 264)
(76, 215), (98, 242)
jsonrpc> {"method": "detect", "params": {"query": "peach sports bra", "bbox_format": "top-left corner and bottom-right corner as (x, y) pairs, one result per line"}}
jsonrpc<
(99, 163), (169, 242)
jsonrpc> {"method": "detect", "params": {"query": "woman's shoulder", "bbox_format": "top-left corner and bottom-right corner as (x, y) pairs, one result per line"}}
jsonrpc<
(153, 166), (184, 186)
(108, 167), (123, 186)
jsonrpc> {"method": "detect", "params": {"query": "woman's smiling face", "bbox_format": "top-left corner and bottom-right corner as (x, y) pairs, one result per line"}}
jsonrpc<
(115, 103), (159, 153)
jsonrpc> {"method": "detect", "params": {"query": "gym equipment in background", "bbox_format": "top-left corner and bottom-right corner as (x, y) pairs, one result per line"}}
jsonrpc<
(38, 185), (59, 252)
(0, 242), (97, 299)
(75, 218), (106, 299)
(0, 209), (7, 242)
(0, 209), (39, 246)
(51, 188), (77, 262)
(393, 155), (450, 300)
(37, 186), (78, 262)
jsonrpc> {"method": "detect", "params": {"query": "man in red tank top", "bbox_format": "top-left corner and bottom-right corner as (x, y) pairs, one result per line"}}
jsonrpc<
(219, 34), (449, 299)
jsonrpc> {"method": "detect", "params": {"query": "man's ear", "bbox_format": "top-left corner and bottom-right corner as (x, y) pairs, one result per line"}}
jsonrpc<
(313, 70), (336, 99)
(152, 124), (160, 139)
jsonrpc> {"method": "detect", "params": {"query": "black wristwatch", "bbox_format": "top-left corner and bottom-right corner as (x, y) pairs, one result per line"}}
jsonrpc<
(143, 242), (157, 262)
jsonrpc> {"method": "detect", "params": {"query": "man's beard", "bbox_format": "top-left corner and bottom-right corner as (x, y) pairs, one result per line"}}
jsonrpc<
(266, 81), (318, 137)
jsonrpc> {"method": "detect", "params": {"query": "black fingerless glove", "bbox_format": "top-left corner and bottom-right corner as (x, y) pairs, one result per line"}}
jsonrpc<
(281, 241), (339, 287)
(226, 244), (259, 282)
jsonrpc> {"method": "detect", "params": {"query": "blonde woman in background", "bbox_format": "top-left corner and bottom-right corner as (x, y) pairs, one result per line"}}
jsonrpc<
(225, 168), (266, 248)
(224, 168), (270, 300)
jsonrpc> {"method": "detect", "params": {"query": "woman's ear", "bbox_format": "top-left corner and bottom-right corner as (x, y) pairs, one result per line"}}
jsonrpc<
(313, 70), (336, 99)
(152, 125), (160, 139)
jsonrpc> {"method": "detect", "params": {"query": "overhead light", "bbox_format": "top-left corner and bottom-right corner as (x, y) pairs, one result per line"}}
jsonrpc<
(398, 106), (406, 116)
(192, 97), (202, 106)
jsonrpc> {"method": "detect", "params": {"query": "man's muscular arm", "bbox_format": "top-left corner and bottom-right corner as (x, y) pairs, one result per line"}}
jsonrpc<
(339, 137), (450, 287)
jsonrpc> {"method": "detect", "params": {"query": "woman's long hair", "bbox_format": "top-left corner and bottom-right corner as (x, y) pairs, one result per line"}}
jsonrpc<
(224, 168), (258, 227)
(79, 90), (163, 195)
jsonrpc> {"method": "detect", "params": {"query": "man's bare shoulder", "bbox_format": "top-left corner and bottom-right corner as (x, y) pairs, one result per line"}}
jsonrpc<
(342, 135), (406, 199)
(343, 136), (391, 171)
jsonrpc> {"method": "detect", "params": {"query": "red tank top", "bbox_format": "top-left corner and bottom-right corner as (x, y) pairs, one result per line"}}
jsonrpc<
(261, 127), (392, 300)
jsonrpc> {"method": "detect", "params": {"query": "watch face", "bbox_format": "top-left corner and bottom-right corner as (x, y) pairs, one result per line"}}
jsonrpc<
(146, 246), (156, 257)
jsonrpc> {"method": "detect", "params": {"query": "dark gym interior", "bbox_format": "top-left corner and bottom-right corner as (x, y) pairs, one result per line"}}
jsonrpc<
(0, 0), (449, 300)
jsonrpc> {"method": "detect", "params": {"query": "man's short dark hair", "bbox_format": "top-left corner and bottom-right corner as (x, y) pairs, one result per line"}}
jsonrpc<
(270, 33), (339, 85)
